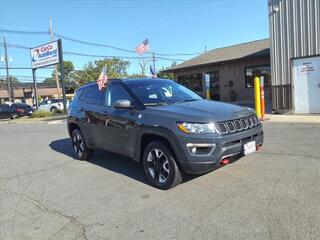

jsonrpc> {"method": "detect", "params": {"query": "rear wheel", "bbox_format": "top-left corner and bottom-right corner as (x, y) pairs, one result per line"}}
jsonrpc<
(50, 107), (57, 112)
(11, 113), (18, 119)
(71, 129), (92, 160)
(142, 141), (182, 190)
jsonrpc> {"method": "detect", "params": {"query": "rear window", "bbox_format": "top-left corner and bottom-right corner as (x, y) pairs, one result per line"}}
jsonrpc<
(80, 84), (104, 105)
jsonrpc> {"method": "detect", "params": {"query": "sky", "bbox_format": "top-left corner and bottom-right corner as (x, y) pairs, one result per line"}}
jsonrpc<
(0, 0), (269, 82)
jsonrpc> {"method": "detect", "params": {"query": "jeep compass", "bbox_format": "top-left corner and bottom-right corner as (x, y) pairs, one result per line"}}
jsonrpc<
(67, 78), (263, 189)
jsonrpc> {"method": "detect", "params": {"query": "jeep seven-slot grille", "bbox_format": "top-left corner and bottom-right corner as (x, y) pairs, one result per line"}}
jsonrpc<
(217, 115), (259, 135)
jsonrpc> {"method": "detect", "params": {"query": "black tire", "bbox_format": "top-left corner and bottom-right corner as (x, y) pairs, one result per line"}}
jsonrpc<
(50, 107), (57, 112)
(11, 113), (18, 119)
(142, 141), (182, 190)
(71, 129), (93, 160)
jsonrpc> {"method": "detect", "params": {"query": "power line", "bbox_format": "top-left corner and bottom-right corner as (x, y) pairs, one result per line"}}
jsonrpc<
(0, 28), (203, 56)
(0, 67), (53, 69)
(3, 42), (186, 61)
(0, 29), (48, 35)
(0, 75), (47, 79)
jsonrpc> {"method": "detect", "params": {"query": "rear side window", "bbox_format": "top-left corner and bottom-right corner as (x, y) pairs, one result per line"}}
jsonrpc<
(81, 84), (104, 105)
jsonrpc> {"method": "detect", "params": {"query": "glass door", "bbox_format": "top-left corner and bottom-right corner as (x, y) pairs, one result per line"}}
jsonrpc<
(207, 71), (220, 100)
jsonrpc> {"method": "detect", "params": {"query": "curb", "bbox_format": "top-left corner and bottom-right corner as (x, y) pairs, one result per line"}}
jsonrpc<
(264, 114), (320, 123)
(0, 115), (67, 124)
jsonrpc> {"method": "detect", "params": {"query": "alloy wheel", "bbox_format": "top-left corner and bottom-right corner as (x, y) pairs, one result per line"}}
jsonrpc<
(146, 149), (170, 183)
(72, 132), (85, 158)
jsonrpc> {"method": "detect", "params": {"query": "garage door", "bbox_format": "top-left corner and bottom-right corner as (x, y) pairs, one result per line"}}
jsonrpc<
(293, 56), (320, 113)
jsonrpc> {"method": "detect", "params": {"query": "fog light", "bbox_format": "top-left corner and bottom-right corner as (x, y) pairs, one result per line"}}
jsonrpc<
(186, 143), (216, 155)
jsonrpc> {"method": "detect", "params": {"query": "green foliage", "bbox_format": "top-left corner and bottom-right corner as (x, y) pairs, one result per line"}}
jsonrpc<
(0, 76), (20, 85)
(30, 110), (54, 118)
(30, 109), (65, 118)
(43, 61), (75, 83)
(53, 109), (63, 114)
(74, 58), (130, 86)
(157, 62), (177, 79)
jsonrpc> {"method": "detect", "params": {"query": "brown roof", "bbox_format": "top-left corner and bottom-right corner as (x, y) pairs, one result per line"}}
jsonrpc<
(168, 39), (270, 71)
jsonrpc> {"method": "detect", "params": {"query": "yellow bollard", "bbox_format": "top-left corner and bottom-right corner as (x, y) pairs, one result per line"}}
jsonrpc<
(254, 77), (261, 118)
(206, 89), (210, 99)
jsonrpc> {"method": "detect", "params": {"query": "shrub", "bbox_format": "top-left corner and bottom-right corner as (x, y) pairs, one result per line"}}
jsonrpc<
(53, 109), (63, 114)
(30, 110), (54, 118)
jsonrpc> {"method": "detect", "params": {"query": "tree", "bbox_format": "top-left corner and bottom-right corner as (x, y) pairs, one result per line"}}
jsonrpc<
(127, 73), (145, 78)
(43, 61), (75, 83)
(157, 61), (177, 79)
(0, 76), (20, 85)
(74, 58), (130, 86)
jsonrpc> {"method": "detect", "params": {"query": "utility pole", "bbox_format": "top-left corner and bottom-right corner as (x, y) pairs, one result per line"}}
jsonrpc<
(3, 37), (12, 103)
(49, 17), (61, 99)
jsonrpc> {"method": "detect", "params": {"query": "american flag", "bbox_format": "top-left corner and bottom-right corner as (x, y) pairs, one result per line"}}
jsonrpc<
(135, 38), (150, 55)
(97, 66), (108, 90)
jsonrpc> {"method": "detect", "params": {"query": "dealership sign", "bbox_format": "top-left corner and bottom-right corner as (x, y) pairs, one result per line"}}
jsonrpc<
(30, 41), (59, 69)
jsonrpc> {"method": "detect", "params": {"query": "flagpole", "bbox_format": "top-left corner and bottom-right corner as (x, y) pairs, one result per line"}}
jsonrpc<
(152, 52), (156, 74)
(140, 55), (146, 76)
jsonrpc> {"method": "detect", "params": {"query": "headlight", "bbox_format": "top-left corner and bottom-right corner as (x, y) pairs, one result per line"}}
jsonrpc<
(177, 122), (219, 134)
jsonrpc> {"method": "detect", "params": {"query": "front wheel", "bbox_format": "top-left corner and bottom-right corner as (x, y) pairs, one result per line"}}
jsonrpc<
(142, 141), (182, 190)
(71, 129), (92, 160)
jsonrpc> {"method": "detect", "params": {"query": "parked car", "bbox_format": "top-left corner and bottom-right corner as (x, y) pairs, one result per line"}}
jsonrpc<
(38, 98), (69, 112)
(0, 103), (33, 119)
(67, 78), (263, 189)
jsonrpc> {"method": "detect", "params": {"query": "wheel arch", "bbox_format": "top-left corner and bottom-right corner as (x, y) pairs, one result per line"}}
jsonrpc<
(136, 129), (186, 165)
(67, 121), (81, 137)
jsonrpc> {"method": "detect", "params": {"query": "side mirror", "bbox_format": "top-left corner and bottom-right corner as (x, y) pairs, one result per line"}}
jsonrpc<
(114, 99), (132, 109)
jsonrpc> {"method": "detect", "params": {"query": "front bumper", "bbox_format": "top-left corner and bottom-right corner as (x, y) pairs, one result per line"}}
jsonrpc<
(178, 125), (263, 174)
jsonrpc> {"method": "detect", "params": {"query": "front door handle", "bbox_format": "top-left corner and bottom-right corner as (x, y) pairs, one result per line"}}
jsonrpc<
(101, 110), (109, 115)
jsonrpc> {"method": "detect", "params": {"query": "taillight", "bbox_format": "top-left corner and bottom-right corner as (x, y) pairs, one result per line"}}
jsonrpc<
(16, 108), (24, 113)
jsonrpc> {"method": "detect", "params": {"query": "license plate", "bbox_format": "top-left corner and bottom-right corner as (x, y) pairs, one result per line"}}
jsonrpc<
(243, 141), (256, 155)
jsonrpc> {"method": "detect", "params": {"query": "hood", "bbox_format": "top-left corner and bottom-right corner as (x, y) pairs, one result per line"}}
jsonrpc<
(147, 100), (253, 122)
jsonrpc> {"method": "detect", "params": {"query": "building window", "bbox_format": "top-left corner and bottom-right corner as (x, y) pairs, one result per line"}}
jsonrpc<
(178, 74), (203, 92)
(245, 65), (271, 88)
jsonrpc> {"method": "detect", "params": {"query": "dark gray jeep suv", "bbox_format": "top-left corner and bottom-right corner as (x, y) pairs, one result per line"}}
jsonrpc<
(67, 78), (263, 189)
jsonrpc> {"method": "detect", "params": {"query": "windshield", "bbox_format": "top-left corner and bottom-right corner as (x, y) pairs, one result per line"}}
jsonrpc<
(126, 80), (203, 106)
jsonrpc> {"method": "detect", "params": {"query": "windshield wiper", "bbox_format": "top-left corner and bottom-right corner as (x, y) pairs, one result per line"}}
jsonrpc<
(175, 99), (200, 104)
(144, 102), (168, 106)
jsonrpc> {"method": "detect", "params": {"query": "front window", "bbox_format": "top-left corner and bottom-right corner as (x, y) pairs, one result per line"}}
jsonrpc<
(245, 65), (271, 88)
(126, 80), (202, 106)
(105, 84), (132, 107)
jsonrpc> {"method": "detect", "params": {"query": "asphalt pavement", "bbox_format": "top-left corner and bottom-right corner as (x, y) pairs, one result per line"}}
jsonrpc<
(0, 122), (319, 240)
